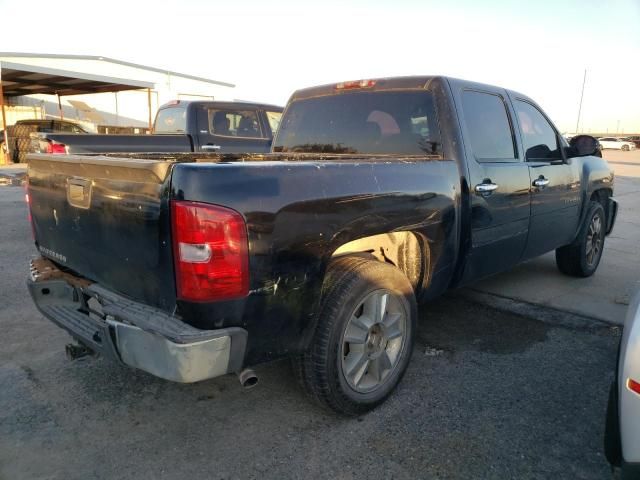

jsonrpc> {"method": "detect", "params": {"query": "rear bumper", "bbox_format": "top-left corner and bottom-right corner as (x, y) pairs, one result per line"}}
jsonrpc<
(27, 260), (247, 383)
(606, 196), (618, 235)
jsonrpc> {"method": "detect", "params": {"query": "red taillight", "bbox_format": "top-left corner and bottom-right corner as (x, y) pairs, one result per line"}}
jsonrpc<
(629, 378), (640, 395)
(171, 200), (249, 302)
(45, 141), (67, 154)
(335, 79), (376, 90)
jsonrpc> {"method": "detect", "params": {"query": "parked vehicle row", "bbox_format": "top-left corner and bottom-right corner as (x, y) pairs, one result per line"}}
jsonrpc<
(598, 137), (637, 151)
(618, 136), (640, 148)
(26, 75), (617, 416)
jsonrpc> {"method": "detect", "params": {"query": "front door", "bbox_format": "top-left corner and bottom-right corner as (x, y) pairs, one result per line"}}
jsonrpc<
(195, 105), (272, 153)
(454, 88), (532, 282)
(511, 99), (581, 259)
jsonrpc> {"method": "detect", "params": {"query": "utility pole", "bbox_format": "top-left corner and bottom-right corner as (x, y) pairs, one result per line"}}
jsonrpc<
(575, 69), (587, 133)
(0, 62), (9, 165)
(616, 120), (620, 135)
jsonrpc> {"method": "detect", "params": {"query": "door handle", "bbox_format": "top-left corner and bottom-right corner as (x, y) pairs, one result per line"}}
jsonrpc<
(202, 144), (221, 151)
(475, 182), (498, 194)
(533, 176), (550, 188)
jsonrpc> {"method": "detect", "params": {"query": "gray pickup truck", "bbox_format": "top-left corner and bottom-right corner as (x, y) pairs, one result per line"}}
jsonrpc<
(30, 100), (283, 155)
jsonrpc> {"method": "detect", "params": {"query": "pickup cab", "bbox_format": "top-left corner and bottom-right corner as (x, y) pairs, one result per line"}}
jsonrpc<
(26, 76), (617, 415)
(30, 100), (283, 155)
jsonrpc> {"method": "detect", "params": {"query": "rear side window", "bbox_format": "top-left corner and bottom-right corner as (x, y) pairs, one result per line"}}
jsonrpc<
(461, 91), (515, 161)
(209, 110), (263, 138)
(273, 91), (441, 156)
(514, 100), (561, 161)
(57, 122), (85, 133)
(266, 111), (282, 135)
(154, 107), (187, 133)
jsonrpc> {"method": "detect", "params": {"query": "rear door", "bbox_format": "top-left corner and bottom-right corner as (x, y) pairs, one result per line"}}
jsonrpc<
(453, 86), (532, 281)
(511, 98), (581, 258)
(195, 105), (272, 153)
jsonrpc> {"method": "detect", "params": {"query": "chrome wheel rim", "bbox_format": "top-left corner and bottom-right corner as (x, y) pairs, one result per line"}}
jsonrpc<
(586, 213), (603, 266)
(340, 289), (407, 393)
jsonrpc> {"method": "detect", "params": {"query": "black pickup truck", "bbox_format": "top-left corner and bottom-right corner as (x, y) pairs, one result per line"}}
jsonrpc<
(26, 76), (617, 416)
(30, 100), (283, 155)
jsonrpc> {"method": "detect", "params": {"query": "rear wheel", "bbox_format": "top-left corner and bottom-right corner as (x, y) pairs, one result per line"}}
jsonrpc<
(294, 257), (416, 416)
(556, 201), (606, 277)
(622, 144), (630, 152)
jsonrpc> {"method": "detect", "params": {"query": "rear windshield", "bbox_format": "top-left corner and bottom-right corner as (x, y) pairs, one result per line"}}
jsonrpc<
(273, 91), (441, 155)
(154, 106), (187, 133)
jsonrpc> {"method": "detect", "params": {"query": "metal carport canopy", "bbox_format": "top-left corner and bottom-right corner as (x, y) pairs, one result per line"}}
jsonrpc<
(0, 61), (156, 164)
(0, 61), (154, 96)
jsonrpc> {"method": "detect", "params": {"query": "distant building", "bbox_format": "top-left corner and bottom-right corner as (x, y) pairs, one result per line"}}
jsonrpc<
(0, 52), (235, 132)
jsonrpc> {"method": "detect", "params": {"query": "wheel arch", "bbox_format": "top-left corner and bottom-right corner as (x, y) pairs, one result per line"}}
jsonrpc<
(330, 231), (430, 294)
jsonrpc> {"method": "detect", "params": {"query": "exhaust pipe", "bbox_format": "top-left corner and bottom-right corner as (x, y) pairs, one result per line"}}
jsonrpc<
(237, 368), (258, 389)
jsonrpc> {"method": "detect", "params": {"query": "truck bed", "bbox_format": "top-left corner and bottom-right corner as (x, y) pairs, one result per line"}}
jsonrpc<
(26, 151), (457, 348)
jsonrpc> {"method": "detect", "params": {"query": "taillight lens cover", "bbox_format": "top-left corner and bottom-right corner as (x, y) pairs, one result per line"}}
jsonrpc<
(45, 141), (67, 154)
(171, 200), (249, 302)
(629, 378), (640, 395)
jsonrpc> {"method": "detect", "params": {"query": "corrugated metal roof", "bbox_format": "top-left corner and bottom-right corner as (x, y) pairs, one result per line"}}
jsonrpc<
(0, 52), (235, 88)
(0, 61), (155, 97)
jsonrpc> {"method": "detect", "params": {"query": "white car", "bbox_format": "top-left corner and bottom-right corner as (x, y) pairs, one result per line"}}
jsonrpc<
(598, 137), (636, 151)
(605, 289), (640, 479)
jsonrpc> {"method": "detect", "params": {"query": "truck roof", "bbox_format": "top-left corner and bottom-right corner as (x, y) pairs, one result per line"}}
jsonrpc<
(288, 75), (533, 105)
(158, 100), (283, 112)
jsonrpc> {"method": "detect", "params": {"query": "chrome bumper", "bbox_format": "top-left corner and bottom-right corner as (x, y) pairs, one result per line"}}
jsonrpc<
(27, 260), (247, 383)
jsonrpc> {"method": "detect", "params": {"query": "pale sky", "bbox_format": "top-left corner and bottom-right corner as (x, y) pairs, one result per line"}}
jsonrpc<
(1, 0), (639, 133)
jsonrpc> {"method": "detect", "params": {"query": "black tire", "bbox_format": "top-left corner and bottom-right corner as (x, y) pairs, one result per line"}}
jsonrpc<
(294, 256), (417, 416)
(15, 137), (31, 163)
(603, 384), (621, 466)
(622, 144), (630, 152)
(604, 343), (622, 467)
(555, 201), (606, 277)
(12, 124), (36, 163)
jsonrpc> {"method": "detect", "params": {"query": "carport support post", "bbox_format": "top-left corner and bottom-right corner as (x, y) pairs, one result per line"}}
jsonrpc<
(57, 93), (64, 121)
(147, 88), (153, 133)
(0, 63), (9, 165)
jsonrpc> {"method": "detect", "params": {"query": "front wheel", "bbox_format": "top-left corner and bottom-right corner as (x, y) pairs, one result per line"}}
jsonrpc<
(556, 201), (606, 277)
(622, 144), (630, 152)
(294, 257), (416, 416)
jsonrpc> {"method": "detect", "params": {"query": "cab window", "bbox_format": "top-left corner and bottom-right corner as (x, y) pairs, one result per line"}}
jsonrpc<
(514, 100), (562, 161)
(209, 110), (263, 138)
(461, 91), (516, 161)
(266, 111), (282, 135)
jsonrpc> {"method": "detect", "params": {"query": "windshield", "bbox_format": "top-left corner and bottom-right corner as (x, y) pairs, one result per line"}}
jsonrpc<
(273, 91), (441, 155)
(154, 106), (187, 133)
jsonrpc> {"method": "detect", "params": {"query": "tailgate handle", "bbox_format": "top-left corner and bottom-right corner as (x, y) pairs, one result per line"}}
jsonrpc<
(66, 177), (92, 209)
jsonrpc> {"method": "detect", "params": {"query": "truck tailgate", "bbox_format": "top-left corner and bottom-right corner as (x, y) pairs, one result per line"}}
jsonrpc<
(27, 154), (179, 311)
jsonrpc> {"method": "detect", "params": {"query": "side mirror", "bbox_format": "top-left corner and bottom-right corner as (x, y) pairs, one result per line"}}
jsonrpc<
(567, 135), (601, 158)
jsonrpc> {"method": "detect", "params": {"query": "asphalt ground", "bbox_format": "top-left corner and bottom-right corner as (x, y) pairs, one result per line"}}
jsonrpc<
(0, 186), (622, 479)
